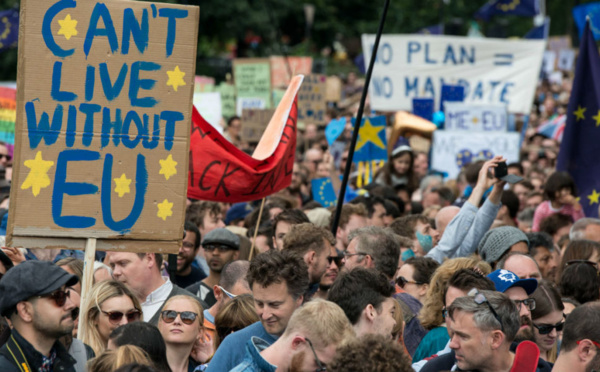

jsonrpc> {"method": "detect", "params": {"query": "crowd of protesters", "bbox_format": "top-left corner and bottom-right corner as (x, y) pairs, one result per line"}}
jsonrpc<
(2, 72), (600, 372)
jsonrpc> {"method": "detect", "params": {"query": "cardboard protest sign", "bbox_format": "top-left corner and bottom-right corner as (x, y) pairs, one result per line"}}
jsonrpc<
(0, 87), (16, 144)
(361, 35), (545, 113)
(8, 0), (199, 252)
(326, 75), (342, 103)
(558, 49), (575, 71)
(193, 92), (222, 129)
(241, 109), (276, 143)
(444, 102), (508, 132)
(233, 58), (271, 114)
(194, 75), (215, 93)
(298, 74), (327, 124)
(431, 131), (520, 179)
(215, 83), (236, 120)
(270, 56), (312, 88)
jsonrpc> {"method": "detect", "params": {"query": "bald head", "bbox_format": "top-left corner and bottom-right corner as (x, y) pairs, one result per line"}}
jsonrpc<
(435, 206), (460, 236)
(497, 253), (541, 280)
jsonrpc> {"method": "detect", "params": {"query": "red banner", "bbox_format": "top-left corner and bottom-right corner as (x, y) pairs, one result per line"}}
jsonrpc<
(187, 76), (303, 203)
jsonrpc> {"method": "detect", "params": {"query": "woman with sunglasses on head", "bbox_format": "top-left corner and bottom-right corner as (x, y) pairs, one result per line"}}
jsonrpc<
(530, 280), (565, 362)
(556, 239), (600, 281)
(158, 295), (205, 372)
(81, 280), (143, 355)
(395, 256), (439, 305)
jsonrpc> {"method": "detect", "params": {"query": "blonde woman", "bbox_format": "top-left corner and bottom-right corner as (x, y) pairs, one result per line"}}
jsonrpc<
(88, 345), (153, 372)
(82, 280), (143, 355)
(158, 295), (204, 372)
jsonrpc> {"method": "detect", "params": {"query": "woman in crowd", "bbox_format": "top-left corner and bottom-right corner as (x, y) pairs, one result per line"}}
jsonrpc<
(213, 294), (259, 349)
(82, 280), (143, 355)
(395, 256), (439, 305)
(109, 321), (172, 372)
(89, 345), (153, 372)
(530, 280), (565, 362)
(557, 240), (600, 281)
(559, 261), (600, 304)
(158, 295), (204, 372)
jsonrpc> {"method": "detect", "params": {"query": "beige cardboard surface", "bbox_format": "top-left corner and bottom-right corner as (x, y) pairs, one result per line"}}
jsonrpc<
(241, 109), (276, 143)
(298, 74), (326, 124)
(269, 56), (312, 88)
(8, 0), (199, 252)
(326, 75), (342, 103)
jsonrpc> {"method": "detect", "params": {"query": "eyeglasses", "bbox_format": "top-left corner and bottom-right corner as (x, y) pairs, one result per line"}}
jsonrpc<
(219, 286), (237, 299)
(203, 245), (235, 253)
(39, 289), (71, 307)
(441, 307), (448, 319)
(468, 289), (504, 333)
(396, 276), (424, 288)
(566, 260), (600, 275)
(182, 241), (195, 250)
(161, 310), (198, 325)
(514, 298), (536, 311)
(101, 309), (141, 324)
(327, 256), (344, 267)
(533, 320), (565, 335)
(344, 252), (367, 259)
(305, 338), (327, 372)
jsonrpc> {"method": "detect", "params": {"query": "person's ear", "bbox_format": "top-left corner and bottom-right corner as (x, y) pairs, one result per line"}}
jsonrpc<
(233, 251), (239, 260)
(419, 283), (429, 298)
(577, 339), (598, 363)
(213, 285), (223, 302)
(490, 330), (505, 349)
(291, 336), (305, 350)
(16, 302), (33, 323)
(365, 304), (376, 322)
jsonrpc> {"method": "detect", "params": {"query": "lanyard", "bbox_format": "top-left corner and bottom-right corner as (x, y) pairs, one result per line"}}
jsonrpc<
(6, 335), (32, 372)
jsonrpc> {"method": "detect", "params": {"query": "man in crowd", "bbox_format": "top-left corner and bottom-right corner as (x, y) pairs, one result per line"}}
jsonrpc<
(173, 221), (207, 288)
(231, 299), (355, 372)
(496, 252), (542, 280)
(526, 232), (557, 280)
(390, 215), (440, 256)
(331, 203), (368, 252)
(328, 268), (396, 338)
(186, 201), (226, 274)
(344, 226), (399, 281)
(0, 261), (79, 371)
(206, 250), (309, 372)
(570, 217), (600, 242)
(351, 196), (387, 227)
(187, 228), (240, 307)
(272, 209), (310, 250)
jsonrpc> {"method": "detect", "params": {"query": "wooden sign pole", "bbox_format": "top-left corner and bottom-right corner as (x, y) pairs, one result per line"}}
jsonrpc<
(77, 238), (97, 340)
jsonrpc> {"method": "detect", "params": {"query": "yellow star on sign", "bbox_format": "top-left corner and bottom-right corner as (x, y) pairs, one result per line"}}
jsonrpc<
(355, 118), (385, 151)
(114, 173), (132, 198)
(166, 66), (186, 92)
(159, 154), (178, 180)
(593, 110), (600, 127)
(588, 190), (600, 205)
(57, 14), (78, 40)
(574, 105), (587, 121)
(21, 151), (54, 197)
(157, 199), (174, 221)
(472, 116), (479, 124)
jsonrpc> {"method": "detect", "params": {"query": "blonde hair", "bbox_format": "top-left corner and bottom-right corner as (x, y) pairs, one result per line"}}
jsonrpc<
(160, 295), (205, 333)
(391, 299), (404, 341)
(81, 280), (143, 355)
(215, 294), (259, 349)
(283, 299), (355, 349)
(419, 257), (491, 329)
(88, 345), (152, 372)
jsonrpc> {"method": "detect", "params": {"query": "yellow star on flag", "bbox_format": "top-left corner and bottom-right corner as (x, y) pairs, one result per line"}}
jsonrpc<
(574, 105), (587, 121)
(21, 151), (54, 197)
(57, 14), (78, 40)
(157, 199), (173, 221)
(593, 110), (600, 127)
(588, 190), (600, 205)
(355, 118), (385, 151)
(166, 66), (186, 92)
(159, 154), (178, 180)
(114, 173), (132, 198)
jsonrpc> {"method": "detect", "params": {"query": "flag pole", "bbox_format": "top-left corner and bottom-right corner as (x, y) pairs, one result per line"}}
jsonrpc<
(249, 198), (266, 260)
(330, 0), (391, 235)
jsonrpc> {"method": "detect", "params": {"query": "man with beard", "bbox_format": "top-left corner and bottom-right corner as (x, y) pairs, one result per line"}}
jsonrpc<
(230, 299), (355, 372)
(526, 232), (558, 281)
(313, 253), (344, 300)
(173, 221), (206, 288)
(188, 228), (240, 308)
(552, 302), (600, 372)
(0, 261), (79, 371)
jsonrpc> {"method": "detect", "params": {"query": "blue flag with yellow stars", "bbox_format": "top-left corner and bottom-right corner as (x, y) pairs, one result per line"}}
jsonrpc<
(0, 8), (18, 52)
(573, 2), (600, 41)
(557, 21), (600, 218)
(475, 0), (539, 21)
(311, 178), (337, 208)
(351, 116), (387, 163)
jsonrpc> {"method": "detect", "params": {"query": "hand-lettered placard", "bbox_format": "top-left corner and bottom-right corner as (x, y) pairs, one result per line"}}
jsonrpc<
(297, 74), (326, 124)
(269, 56), (312, 88)
(241, 109), (276, 143)
(233, 58), (271, 114)
(7, 0), (199, 252)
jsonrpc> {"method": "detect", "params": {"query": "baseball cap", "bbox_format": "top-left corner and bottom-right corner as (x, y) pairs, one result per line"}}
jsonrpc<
(487, 269), (538, 295)
(0, 260), (79, 316)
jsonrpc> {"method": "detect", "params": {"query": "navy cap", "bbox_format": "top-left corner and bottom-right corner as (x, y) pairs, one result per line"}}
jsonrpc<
(225, 203), (253, 225)
(0, 261), (79, 316)
(202, 228), (240, 250)
(487, 269), (537, 295)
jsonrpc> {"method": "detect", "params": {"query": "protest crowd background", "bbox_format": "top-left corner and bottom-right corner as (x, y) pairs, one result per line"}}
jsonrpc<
(4, 0), (600, 371)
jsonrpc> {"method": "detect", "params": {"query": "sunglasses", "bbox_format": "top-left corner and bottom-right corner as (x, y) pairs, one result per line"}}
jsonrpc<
(396, 276), (424, 288)
(0, 154), (11, 161)
(218, 286), (237, 299)
(161, 310), (198, 325)
(101, 309), (141, 324)
(327, 256), (344, 267)
(533, 320), (565, 335)
(305, 338), (327, 372)
(469, 289), (504, 333)
(514, 298), (536, 311)
(39, 289), (71, 307)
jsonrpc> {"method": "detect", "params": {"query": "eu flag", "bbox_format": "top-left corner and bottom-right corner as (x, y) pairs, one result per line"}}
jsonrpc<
(351, 116), (387, 163)
(573, 2), (600, 41)
(557, 21), (600, 218)
(311, 178), (337, 207)
(475, 0), (539, 21)
(0, 8), (18, 51)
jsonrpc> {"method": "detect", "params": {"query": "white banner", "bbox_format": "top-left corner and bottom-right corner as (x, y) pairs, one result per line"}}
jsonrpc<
(431, 131), (520, 179)
(361, 35), (545, 114)
(444, 102), (507, 132)
(193, 92), (223, 132)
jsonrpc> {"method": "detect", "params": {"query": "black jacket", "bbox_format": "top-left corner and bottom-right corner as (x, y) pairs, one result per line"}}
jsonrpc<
(0, 329), (76, 372)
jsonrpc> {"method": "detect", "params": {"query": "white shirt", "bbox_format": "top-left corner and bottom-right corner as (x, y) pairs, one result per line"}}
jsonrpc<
(141, 276), (173, 322)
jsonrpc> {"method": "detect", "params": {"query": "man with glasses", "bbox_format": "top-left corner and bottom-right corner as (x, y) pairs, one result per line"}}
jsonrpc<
(0, 261), (79, 372)
(173, 221), (207, 288)
(188, 228), (240, 308)
(553, 302), (600, 372)
(230, 299), (355, 372)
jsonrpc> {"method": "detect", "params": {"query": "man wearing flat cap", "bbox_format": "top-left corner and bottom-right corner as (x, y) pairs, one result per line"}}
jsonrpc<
(0, 261), (79, 372)
(187, 228), (240, 307)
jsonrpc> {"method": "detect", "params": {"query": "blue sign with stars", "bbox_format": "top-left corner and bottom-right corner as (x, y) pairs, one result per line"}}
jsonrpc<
(350, 116), (387, 163)
(311, 178), (337, 207)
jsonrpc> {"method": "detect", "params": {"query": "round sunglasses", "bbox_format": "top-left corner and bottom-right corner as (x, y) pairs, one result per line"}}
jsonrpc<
(161, 310), (198, 325)
(39, 289), (71, 307)
(100, 309), (141, 325)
